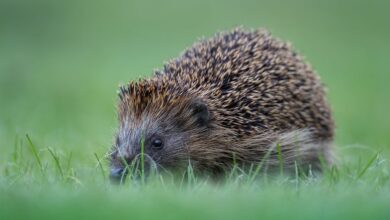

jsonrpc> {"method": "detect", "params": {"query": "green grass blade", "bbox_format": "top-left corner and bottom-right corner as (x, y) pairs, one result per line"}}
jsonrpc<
(48, 147), (64, 180)
(119, 154), (132, 184)
(65, 152), (73, 174)
(25, 134), (44, 174)
(249, 144), (275, 183)
(294, 161), (299, 191)
(356, 151), (380, 179)
(94, 153), (106, 181)
(140, 134), (145, 185)
(276, 143), (283, 176)
(187, 160), (195, 185)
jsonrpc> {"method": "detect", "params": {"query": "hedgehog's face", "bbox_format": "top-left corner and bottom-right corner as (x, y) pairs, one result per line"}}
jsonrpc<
(109, 97), (211, 183)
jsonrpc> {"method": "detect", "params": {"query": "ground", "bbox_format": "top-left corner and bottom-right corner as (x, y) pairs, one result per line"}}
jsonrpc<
(1, 0), (390, 219)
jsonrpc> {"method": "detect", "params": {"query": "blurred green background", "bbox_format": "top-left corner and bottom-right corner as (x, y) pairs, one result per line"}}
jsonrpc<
(1, 1), (390, 219)
(1, 0), (389, 161)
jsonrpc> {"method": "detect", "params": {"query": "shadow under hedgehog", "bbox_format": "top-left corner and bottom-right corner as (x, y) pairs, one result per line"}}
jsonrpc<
(109, 28), (334, 182)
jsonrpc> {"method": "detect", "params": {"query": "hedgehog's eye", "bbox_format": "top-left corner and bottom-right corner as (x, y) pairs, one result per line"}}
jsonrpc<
(151, 138), (163, 150)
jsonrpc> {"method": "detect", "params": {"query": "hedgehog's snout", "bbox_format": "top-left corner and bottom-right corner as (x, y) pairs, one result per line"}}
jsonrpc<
(109, 167), (127, 183)
(110, 153), (158, 184)
(109, 150), (132, 183)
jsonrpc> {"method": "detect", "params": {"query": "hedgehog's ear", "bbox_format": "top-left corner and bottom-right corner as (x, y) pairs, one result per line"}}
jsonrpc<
(189, 99), (210, 127)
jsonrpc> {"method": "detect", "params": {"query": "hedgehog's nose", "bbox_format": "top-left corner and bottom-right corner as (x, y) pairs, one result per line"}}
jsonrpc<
(109, 167), (126, 184)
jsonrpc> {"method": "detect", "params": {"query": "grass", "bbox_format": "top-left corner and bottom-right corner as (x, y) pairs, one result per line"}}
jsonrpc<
(1, 0), (390, 219)
(1, 135), (389, 219)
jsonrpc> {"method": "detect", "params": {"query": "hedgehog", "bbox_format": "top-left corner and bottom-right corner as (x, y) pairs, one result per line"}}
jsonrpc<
(109, 28), (334, 181)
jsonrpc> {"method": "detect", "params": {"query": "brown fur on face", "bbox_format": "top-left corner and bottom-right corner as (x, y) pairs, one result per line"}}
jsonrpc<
(109, 28), (334, 179)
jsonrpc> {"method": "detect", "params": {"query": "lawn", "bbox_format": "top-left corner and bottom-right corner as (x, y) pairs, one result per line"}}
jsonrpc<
(1, 0), (390, 219)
